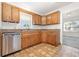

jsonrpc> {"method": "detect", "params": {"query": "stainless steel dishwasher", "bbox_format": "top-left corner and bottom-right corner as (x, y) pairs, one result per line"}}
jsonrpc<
(2, 32), (21, 56)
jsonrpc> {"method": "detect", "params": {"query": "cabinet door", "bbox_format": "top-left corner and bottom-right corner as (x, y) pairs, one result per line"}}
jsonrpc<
(52, 12), (60, 24)
(38, 15), (42, 24)
(41, 32), (48, 43)
(32, 14), (36, 24)
(12, 6), (19, 23)
(47, 33), (57, 46)
(2, 3), (11, 22)
(41, 16), (47, 25)
(32, 14), (38, 24)
(30, 33), (41, 46)
(21, 34), (30, 49)
(32, 14), (41, 24)
(46, 14), (52, 24)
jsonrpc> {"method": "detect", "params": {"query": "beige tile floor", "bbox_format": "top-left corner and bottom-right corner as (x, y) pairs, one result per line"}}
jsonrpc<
(7, 43), (79, 57)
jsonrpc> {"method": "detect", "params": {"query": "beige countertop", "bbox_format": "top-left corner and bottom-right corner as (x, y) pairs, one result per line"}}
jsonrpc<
(0, 29), (60, 33)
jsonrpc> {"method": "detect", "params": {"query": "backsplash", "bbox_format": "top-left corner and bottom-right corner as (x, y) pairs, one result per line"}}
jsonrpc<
(0, 22), (60, 29)
(1, 22), (17, 29)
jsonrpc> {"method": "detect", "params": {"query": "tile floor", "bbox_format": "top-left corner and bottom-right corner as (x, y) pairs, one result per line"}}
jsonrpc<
(7, 43), (79, 57)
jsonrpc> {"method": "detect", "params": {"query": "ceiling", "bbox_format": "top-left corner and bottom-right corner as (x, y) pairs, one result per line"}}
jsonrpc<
(8, 2), (72, 15)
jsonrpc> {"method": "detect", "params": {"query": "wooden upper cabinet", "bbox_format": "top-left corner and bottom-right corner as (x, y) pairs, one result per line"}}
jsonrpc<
(41, 16), (47, 25)
(38, 15), (42, 24)
(2, 3), (11, 22)
(2, 3), (20, 23)
(12, 6), (19, 23)
(52, 11), (60, 24)
(46, 14), (52, 24)
(32, 14), (35, 24)
(32, 14), (41, 24)
(46, 11), (60, 24)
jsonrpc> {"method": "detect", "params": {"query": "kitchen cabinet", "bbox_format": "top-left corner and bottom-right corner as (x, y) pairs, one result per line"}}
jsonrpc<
(33, 11), (60, 25)
(47, 31), (60, 46)
(41, 30), (60, 46)
(51, 11), (60, 24)
(32, 14), (41, 24)
(2, 3), (12, 22)
(21, 30), (60, 48)
(21, 34), (31, 49)
(21, 32), (30, 49)
(2, 3), (20, 23)
(46, 11), (60, 24)
(41, 31), (48, 43)
(41, 16), (47, 25)
(0, 30), (60, 56)
(30, 33), (41, 46)
(2, 3), (60, 24)
(46, 14), (52, 24)
(21, 31), (41, 49)
(12, 6), (19, 23)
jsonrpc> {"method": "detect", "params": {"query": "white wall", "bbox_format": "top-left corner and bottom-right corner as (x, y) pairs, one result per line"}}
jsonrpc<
(59, 3), (79, 14)
(60, 3), (79, 38)
(58, 2), (79, 44)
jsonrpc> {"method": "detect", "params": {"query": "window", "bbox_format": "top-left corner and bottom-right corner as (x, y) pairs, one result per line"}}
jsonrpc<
(18, 12), (32, 29)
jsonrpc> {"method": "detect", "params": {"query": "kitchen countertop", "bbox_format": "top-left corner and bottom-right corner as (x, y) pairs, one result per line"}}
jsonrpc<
(0, 29), (60, 33)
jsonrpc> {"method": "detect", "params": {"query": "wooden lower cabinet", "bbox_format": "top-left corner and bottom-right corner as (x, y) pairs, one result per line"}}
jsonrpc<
(41, 31), (48, 43)
(21, 31), (41, 49)
(21, 34), (30, 49)
(21, 30), (60, 49)
(41, 31), (60, 46)
(30, 33), (41, 46)
(47, 32), (58, 46)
